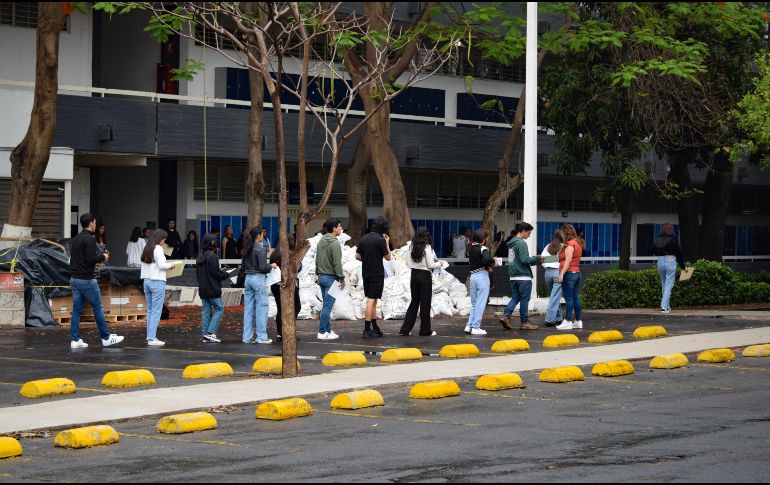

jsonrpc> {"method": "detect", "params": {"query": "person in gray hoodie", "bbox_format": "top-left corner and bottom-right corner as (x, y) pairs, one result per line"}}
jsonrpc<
(316, 218), (345, 340)
(241, 226), (276, 344)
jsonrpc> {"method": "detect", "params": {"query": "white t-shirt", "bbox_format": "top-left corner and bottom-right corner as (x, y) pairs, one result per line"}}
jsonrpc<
(541, 246), (560, 269)
(126, 239), (146, 268)
(453, 235), (468, 258)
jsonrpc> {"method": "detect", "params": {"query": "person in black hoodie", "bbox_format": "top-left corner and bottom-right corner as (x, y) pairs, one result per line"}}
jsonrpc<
(197, 234), (231, 343)
(652, 223), (686, 314)
(69, 213), (124, 349)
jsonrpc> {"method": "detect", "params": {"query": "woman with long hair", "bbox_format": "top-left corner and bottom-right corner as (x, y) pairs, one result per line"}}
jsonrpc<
(399, 227), (442, 336)
(241, 225), (275, 344)
(181, 230), (199, 260)
(466, 229), (496, 335)
(652, 223), (686, 314)
(222, 225), (238, 261)
(126, 226), (146, 268)
(196, 233), (231, 343)
(500, 222), (543, 331)
(96, 220), (107, 248)
(542, 229), (564, 326)
(140, 229), (177, 346)
(556, 224), (584, 330)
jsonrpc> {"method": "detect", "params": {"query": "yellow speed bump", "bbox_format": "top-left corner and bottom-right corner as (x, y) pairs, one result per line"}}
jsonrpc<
(256, 398), (314, 420)
(157, 412), (217, 434)
(409, 380), (462, 399)
(101, 369), (156, 388)
(322, 352), (367, 367)
(650, 353), (689, 369)
(54, 425), (119, 449)
(743, 344), (770, 358)
(592, 360), (635, 377)
(252, 357), (300, 374)
(697, 348), (736, 363)
(438, 344), (480, 358)
(381, 348), (423, 363)
(543, 334), (580, 348)
(182, 362), (234, 379)
(587, 330), (624, 343)
(330, 390), (385, 410)
(539, 366), (585, 383)
(0, 437), (22, 459)
(633, 326), (667, 339)
(20, 378), (76, 399)
(476, 373), (525, 391)
(491, 339), (530, 353)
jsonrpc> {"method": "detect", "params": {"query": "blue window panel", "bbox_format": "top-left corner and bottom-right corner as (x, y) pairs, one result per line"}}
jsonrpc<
(612, 224), (619, 256)
(211, 216), (221, 246)
(450, 221), (458, 238)
(737, 226), (749, 256)
(200, 220), (207, 240)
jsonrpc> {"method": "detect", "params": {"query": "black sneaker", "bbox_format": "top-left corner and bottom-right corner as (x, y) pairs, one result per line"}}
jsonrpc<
(544, 321), (557, 328)
(371, 323), (384, 337)
(363, 330), (379, 339)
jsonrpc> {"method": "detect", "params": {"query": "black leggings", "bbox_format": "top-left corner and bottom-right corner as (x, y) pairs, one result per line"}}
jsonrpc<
(399, 269), (433, 336)
(270, 283), (301, 336)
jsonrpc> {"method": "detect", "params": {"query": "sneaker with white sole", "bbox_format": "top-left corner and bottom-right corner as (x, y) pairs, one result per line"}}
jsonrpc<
(317, 332), (329, 340)
(464, 326), (471, 334)
(203, 333), (221, 343)
(470, 328), (487, 336)
(147, 338), (165, 347)
(326, 331), (340, 340)
(572, 320), (583, 330)
(555, 320), (573, 330)
(660, 308), (670, 314)
(70, 339), (88, 349)
(101, 334), (124, 347)
(256, 338), (273, 344)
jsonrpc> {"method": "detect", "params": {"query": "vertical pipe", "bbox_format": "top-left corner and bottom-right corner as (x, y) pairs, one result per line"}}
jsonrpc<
(523, 2), (539, 299)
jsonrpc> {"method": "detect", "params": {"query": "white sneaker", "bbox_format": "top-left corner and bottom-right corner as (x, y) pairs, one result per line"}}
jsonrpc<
(660, 308), (670, 314)
(256, 338), (273, 344)
(102, 335), (124, 347)
(326, 331), (340, 340)
(70, 339), (88, 349)
(470, 328), (487, 336)
(556, 320), (573, 330)
(203, 333), (221, 343)
(147, 338), (165, 347)
(573, 320), (583, 330)
(464, 326), (471, 334)
(317, 332), (329, 340)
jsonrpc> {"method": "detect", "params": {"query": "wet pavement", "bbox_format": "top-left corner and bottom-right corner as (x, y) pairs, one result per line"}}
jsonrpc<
(1, 347), (769, 482)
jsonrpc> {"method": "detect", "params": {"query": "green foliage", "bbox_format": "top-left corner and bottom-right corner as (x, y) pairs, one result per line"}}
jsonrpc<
(731, 58), (770, 169)
(582, 260), (770, 309)
(171, 59), (205, 82)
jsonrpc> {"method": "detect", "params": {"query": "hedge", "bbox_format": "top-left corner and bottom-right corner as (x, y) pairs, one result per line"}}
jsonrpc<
(582, 259), (770, 309)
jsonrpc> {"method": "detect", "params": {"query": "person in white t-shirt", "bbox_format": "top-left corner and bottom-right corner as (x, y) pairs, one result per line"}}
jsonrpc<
(140, 229), (178, 347)
(126, 226), (146, 268)
(542, 229), (564, 327)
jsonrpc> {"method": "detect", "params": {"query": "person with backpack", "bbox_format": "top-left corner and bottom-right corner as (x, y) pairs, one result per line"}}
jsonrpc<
(316, 218), (344, 340)
(500, 222), (544, 331)
(241, 226), (276, 344)
(196, 234), (231, 343)
(141, 229), (178, 346)
(465, 229), (496, 336)
(355, 216), (392, 338)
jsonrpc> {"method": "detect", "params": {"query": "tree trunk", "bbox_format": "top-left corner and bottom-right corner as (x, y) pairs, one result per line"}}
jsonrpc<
(700, 154), (733, 262)
(669, 150), (702, 262)
(246, 47), (266, 229)
(5, 3), (67, 237)
(345, 133), (371, 244)
(618, 187), (635, 271)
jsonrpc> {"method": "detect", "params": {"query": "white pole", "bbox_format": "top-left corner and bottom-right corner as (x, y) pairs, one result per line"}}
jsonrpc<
(523, 2), (539, 301)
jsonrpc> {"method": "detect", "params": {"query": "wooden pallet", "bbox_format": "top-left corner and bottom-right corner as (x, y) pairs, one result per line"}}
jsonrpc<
(53, 313), (147, 325)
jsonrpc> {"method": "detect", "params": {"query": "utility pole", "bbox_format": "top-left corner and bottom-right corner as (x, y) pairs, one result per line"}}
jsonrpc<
(523, 2), (539, 301)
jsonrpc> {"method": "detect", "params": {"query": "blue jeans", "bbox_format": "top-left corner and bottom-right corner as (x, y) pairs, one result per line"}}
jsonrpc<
(318, 274), (338, 334)
(504, 279), (533, 323)
(243, 273), (269, 342)
(201, 298), (224, 335)
(562, 272), (582, 322)
(544, 268), (563, 323)
(467, 271), (490, 329)
(657, 256), (677, 310)
(143, 279), (166, 340)
(70, 278), (111, 341)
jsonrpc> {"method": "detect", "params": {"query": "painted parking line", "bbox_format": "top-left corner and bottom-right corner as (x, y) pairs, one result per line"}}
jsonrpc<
(463, 390), (556, 402)
(317, 409), (481, 428)
(585, 376), (734, 392)
(0, 356), (184, 373)
(689, 363), (770, 373)
(119, 432), (244, 448)
(123, 346), (275, 359)
(0, 381), (120, 395)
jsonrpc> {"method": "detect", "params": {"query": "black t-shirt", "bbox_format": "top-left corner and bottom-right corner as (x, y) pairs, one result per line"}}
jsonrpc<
(357, 232), (388, 280)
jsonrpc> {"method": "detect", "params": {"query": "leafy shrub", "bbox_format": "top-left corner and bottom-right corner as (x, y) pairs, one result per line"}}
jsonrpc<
(582, 260), (770, 309)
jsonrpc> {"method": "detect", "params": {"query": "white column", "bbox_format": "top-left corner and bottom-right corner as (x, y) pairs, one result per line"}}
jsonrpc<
(63, 180), (72, 239)
(523, 2), (539, 301)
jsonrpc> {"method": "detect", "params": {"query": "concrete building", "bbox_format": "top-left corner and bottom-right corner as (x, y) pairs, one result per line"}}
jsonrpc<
(2, 3), (769, 265)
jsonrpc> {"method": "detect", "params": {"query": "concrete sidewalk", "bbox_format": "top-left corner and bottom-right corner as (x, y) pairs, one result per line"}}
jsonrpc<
(590, 309), (770, 320)
(1, 327), (768, 434)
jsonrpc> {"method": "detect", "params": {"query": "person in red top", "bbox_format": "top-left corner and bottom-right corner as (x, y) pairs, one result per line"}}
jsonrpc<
(556, 224), (584, 330)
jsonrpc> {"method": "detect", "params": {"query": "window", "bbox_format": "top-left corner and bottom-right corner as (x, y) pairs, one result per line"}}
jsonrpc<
(1, 2), (37, 28)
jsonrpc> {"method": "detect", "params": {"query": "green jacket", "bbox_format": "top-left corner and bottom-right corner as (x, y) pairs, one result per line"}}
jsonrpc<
(315, 234), (344, 279)
(507, 237), (540, 278)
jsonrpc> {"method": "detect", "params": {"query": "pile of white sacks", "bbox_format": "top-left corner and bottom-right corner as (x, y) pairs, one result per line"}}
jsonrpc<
(270, 232), (472, 321)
